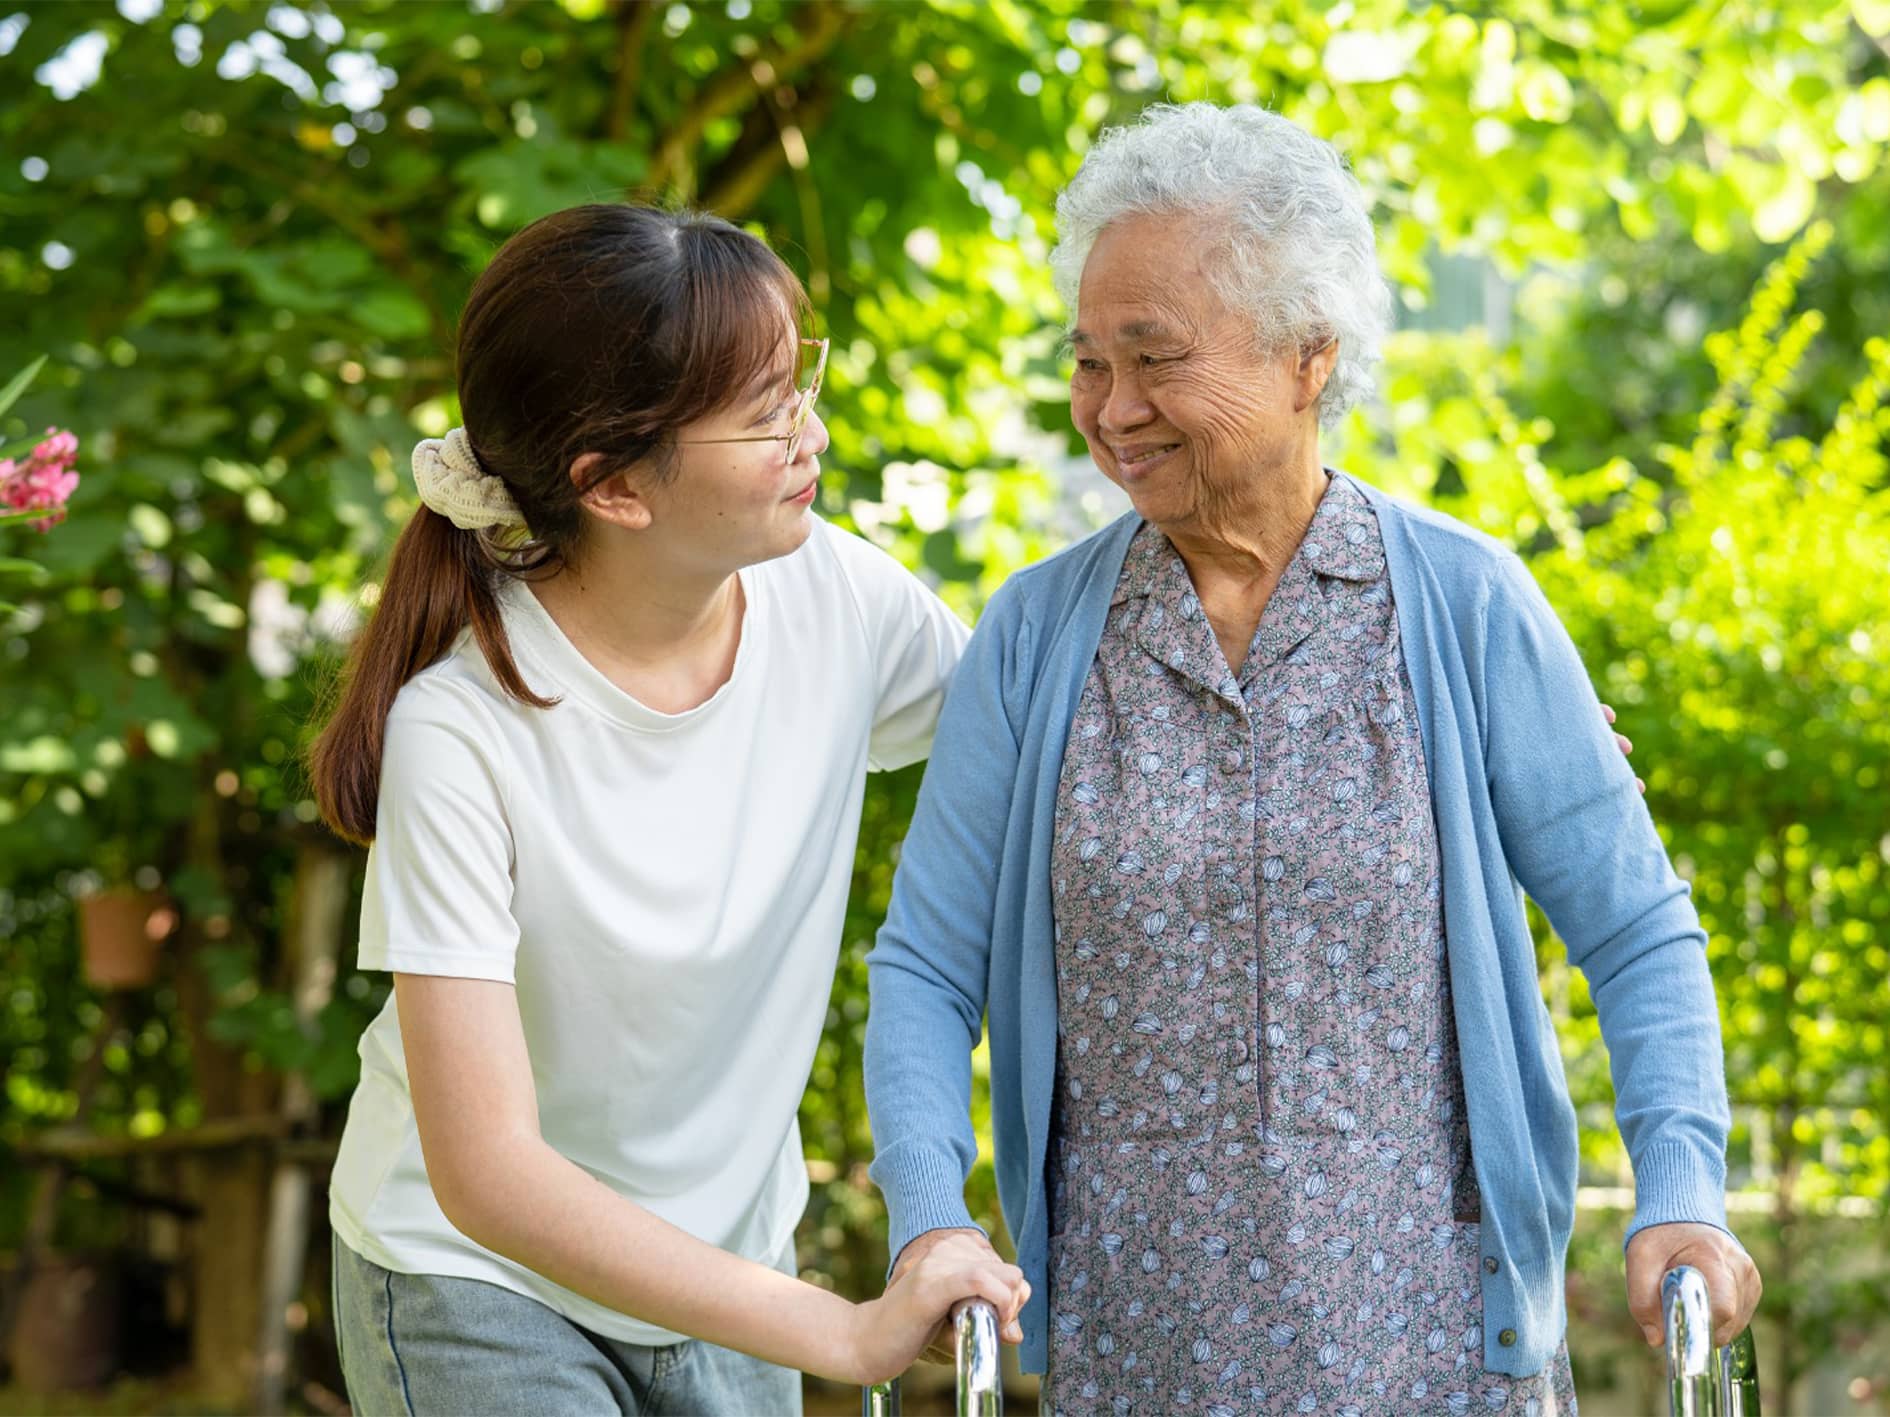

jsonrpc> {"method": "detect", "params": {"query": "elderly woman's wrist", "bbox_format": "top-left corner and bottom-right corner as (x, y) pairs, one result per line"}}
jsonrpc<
(891, 1224), (987, 1281)
(1627, 1139), (1729, 1240)
(873, 1140), (979, 1258)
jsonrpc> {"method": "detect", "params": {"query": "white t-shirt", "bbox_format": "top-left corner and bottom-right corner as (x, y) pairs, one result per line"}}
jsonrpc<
(328, 519), (968, 1344)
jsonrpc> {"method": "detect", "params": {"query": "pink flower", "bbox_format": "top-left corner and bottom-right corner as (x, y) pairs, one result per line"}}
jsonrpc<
(1, 426), (81, 531)
(32, 428), (77, 469)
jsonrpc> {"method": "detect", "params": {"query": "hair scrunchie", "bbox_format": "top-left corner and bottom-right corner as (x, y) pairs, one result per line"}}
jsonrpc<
(411, 427), (528, 532)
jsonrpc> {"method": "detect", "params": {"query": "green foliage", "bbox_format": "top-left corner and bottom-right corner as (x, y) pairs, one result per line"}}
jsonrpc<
(0, 357), (47, 425)
(2, 0), (1887, 1398)
(1343, 222), (1890, 1390)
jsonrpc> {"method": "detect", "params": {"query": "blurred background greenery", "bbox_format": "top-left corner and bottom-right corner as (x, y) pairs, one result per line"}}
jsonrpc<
(1, 0), (1886, 1411)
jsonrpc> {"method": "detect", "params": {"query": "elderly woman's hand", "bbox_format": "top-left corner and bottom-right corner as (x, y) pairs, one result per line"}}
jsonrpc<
(850, 1232), (1028, 1385)
(891, 1227), (1012, 1363)
(1624, 1221), (1761, 1348)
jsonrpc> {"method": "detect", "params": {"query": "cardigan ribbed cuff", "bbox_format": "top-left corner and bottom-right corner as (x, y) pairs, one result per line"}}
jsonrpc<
(1624, 1139), (1730, 1247)
(870, 1139), (981, 1275)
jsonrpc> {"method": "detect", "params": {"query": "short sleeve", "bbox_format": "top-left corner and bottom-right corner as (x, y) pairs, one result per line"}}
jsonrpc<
(357, 682), (521, 983)
(824, 524), (972, 771)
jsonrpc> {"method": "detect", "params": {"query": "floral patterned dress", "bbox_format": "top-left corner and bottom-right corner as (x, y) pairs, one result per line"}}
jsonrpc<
(1042, 476), (1577, 1416)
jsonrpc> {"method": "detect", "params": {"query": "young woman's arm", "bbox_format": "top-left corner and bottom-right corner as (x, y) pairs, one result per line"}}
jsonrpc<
(396, 972), (1027, 1385)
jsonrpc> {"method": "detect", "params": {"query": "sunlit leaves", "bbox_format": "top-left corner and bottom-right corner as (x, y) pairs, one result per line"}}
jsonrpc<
(0, 3), (1885, 1333)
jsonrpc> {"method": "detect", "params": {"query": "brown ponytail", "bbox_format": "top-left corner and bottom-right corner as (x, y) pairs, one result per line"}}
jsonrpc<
(307, 506), (550, 845)
(306, 203), (809, 845)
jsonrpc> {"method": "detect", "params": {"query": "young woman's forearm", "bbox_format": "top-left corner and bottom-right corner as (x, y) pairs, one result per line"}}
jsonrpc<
(397, 977), (867, 1381)
(439, 1128), (864, 1381)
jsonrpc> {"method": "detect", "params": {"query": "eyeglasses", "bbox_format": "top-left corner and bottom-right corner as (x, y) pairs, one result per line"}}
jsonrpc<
(678, 337), (829, 467)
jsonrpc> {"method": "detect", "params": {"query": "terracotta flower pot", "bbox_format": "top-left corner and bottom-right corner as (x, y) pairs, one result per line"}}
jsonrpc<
(78, 888), (175, 990)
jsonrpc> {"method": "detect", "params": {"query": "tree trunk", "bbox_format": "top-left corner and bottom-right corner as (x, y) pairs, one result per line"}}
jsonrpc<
(185, 1144), (273, 1404)
(252, 839), (353, 1415)
(176, 798), (278, 1404)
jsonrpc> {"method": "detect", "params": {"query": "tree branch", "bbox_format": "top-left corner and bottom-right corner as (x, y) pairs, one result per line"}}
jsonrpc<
(646, 1), (852, 197)
(209, 141), (454, 356)
(605, 0), (658, 142)
(700, 77), (840, 300)
(697, 106), (807, 223)
(697, 98), (781, 208)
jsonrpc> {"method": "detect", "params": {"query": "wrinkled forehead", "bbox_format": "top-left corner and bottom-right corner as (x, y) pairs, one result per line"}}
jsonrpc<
(1074, 213), (1238, 335)
(1070, 318), (1186, 353)
(1075, 271), (1240, 353)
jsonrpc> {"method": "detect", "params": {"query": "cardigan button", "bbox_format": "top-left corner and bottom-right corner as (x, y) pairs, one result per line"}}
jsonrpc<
(1483, 1257), (1499, 1274)
(1498, 1329), (1517, 1347)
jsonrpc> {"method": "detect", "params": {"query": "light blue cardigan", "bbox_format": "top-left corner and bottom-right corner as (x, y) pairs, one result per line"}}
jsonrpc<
(863, 472), (1732, 1377)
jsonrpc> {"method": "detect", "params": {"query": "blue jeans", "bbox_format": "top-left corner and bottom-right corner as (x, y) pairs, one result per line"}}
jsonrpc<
(332, 1235), (804, 1416)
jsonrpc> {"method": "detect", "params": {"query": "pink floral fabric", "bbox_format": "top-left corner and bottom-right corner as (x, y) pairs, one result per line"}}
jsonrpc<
(1043, 476), (1576, 1415)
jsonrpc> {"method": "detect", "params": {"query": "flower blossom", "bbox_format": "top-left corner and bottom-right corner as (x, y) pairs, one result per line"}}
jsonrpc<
(0, 426), (81, 531)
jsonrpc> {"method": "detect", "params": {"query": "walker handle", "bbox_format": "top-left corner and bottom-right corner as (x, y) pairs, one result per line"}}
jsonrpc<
(1664, 1264), (1761, 1416)
(952, 1298), (1002, 1416)
(861, 1297), (1003, 1417)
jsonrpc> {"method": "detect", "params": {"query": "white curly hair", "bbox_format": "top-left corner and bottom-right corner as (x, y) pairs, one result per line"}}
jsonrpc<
(1051, 102), (1391, 428)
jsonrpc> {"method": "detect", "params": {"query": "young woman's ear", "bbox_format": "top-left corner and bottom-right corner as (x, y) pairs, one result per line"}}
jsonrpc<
(569, 452), (654, 532)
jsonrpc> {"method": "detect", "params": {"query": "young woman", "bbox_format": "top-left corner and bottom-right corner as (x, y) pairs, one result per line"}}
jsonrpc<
(310, 203), (1028, 1416)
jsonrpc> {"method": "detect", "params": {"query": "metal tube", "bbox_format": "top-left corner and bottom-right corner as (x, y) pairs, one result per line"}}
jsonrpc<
(953, 1299), (1002, 1416)
(1664, 1264), (1762, 1417)
(1719, 1322), (1762, 1417)
(860, 1299), (1002, 1417)
(1664, 1265), (1716, 1417)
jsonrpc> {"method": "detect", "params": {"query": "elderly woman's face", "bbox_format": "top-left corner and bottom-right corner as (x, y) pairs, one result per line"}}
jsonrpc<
(1070, 214), (1322, 530)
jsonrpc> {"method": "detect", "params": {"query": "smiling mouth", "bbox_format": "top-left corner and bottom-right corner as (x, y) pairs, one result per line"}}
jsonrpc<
(1114, 444), (1180, 471)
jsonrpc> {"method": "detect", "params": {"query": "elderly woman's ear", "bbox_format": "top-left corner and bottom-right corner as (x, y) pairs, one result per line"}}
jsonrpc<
(1293, 337), (1341, 415)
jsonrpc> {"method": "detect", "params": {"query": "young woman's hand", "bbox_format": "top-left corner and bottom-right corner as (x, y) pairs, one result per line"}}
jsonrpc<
(891, 1227), (1002, 1363)
(1600, 703), (1645, 793)
(843, 1232), (1030, 1386)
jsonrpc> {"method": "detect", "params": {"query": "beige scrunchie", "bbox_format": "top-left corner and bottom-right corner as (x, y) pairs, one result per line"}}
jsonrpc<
(411, 427), (528, 532)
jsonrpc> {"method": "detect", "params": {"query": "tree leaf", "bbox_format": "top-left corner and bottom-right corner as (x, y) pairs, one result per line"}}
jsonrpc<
(0, 355), (47, 422)
(0, 556), (51, 584)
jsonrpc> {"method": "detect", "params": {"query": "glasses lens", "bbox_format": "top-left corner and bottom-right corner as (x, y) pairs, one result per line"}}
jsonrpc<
(784, 340), (827, 465)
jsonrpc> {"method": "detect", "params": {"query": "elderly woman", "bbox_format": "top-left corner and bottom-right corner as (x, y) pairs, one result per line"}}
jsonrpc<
(863, 103), (1760, 1413)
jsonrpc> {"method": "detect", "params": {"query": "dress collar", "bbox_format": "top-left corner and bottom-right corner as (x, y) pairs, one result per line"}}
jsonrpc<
(1109, 472), (1389, 692)
(1112, 471), (1387, 607)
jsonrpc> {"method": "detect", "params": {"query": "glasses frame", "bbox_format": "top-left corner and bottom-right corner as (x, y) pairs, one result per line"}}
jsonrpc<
(677, 337), (829, 467)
